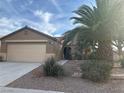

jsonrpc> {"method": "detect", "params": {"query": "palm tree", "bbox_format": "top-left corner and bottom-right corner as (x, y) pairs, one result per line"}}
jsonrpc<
(64, 0), (124, 61)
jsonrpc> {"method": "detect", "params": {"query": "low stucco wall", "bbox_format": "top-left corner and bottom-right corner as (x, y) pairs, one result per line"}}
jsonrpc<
(45, 53), (55, 60)
(113, 54), (123, 61)
(0, 53), (6, 61)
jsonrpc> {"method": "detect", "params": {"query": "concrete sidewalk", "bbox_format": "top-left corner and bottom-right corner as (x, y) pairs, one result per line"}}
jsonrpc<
(58, 60), (68, 65)
(0, 87), (64, 93)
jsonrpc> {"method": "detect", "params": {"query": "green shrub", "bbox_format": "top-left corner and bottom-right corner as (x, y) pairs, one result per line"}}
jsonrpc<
(121, 59), (124, 68)
(89, 52), (97, 60)
(43, 57), (64, 77)
(80, 60), (112, 82)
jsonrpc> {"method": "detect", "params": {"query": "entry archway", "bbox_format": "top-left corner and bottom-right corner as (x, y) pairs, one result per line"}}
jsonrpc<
(63, 47), (71, 60)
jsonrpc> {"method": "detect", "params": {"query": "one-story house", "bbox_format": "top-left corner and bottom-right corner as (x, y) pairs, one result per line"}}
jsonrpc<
(0, 26), (61, 63)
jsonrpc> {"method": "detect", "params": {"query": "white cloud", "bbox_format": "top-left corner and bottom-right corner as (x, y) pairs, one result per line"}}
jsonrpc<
(54, 34), (62, 37)
(51, 0), (63, 13)
(34, 10), (53, 23)
(0, 17), (22, 35)
(33, 10), (58, 35)
(0, 0), (20, 16)
(29, 0), (33, 4)
(0, 10), (59, 36)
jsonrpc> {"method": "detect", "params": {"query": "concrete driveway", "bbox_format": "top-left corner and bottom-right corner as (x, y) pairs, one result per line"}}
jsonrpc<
(0, 62), (41, 87)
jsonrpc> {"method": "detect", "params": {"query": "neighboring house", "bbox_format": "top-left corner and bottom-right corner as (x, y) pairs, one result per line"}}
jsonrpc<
(0, 26), (61, 63)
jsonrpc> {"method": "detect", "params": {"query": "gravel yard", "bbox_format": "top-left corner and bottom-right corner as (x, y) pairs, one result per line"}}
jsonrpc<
(7, 60), (124, 93)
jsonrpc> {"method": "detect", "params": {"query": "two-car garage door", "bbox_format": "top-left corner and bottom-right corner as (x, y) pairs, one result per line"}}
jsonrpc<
(7, 43), (46, 62)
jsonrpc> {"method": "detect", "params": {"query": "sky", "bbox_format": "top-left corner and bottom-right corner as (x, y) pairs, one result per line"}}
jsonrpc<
(0, 0), (95, 37)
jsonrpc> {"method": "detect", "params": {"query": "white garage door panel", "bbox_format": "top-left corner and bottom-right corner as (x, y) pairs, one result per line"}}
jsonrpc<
(7, 43), (46, 62)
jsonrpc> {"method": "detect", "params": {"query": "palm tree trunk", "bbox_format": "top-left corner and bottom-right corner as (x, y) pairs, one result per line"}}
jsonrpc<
(96, 41), (113, 61)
